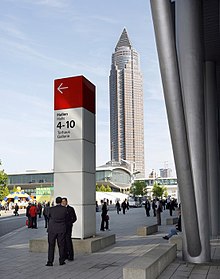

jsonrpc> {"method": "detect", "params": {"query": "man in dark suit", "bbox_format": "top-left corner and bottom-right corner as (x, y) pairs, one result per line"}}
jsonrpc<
(46, 196), (68, 266)
(61, 197), (77, 261)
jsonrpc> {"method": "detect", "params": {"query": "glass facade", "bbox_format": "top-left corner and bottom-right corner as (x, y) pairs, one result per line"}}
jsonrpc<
(8, 172), (53, 185)
(7, 172), (54, 196)
(96, 168), (130, 185)
(7, 167), (131, 193)
(136, 178), (178, 187)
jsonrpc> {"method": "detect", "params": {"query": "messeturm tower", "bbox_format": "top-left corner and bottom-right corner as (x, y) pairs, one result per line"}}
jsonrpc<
(109, 28), (145, 177)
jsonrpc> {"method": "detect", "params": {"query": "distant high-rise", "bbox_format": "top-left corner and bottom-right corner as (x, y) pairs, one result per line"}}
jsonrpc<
(159, 168), (172, 178)
(109, 28), (145, 177)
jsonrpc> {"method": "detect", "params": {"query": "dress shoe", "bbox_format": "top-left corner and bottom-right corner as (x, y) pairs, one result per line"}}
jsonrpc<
(68, 257), (74, 261)
(163, 236), (169, 240)
(45, 262), (53, 266)
(59, 262), (66, 265)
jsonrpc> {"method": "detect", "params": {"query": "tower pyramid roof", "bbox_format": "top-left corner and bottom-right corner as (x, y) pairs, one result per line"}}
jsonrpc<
(115, 28), (132, 51)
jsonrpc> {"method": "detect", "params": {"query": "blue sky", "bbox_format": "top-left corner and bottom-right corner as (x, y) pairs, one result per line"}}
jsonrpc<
(0, 0), (175, 176)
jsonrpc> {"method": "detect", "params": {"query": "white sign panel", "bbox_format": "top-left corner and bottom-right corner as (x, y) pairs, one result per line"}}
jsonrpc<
(55, 108), (77, 141)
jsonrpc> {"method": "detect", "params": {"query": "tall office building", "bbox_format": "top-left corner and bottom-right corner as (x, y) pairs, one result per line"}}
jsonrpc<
(109, 28), (145, 177)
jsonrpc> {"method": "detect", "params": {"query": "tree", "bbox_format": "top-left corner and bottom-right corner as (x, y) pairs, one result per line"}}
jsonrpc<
(96, 184), (100, 191)
(130, 181), (146, 197)
(105, 185), (112, 192)
(152, 182), (167, 199)
(99, 185), (106, 192)
(0, 160), (9, 200)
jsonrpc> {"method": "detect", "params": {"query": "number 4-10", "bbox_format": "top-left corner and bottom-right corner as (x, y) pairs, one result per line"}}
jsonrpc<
(57, 120), (75, 129)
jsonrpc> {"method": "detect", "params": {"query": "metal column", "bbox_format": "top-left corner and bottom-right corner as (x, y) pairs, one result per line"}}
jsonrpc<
(150, 0), (211, 263)
(205, 61), (219, 237)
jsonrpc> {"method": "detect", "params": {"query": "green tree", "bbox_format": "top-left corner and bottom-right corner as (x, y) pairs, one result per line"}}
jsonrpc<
(105, 185), (112, 192)
(130, 181), (146, 197)
(99, 185), (106, 192)
(96, 184), (100, 191)
(164, 190), (168, 198)
(152, 182), (167, 198)
(0, 161), (9, 200)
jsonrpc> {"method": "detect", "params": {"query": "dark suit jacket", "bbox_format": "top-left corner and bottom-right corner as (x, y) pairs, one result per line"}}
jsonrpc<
(66, 205), (77, 228)
(48, 205), (68, 234)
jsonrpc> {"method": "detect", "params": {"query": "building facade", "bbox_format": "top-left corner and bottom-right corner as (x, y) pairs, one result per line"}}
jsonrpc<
(109, 28), (145, 177)
(140, 177), (178, 201)
(159, 168), (172, 178)
(6, 163), (132, 201)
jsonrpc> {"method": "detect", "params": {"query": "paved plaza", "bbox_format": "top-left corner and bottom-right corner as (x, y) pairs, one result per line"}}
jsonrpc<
(0, 207), (219, 279)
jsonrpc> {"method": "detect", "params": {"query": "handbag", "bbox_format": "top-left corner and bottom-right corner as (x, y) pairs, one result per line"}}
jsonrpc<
(105, 215), (109, 221)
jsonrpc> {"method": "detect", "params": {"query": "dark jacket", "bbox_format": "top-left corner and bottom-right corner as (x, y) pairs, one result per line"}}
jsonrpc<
(26, 205), (31, 217)
(48, 205), (68, 234)
(66, 205), (77, 228)
(43, 205), (50, 217)
(101, 203), (108, 217)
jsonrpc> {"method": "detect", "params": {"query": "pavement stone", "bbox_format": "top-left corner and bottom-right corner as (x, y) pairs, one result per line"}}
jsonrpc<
(0, 207), (219, 279)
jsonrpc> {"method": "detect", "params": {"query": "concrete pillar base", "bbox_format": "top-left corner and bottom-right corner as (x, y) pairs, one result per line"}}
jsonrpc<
(29, 233), (115, 255)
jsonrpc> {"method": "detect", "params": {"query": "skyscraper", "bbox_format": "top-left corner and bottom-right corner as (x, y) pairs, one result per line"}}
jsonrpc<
(109, 28), (145, 177)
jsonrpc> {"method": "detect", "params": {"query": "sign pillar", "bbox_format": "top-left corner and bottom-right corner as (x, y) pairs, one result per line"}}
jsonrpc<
(54, 75), (96, 239)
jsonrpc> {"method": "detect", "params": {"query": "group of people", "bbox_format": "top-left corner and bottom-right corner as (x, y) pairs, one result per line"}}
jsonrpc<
(144, 198), (178, 226)
(143, 198), (163, 225)
(26, 202), (43, 228)
(100, 197), (181, 243)
(26, 197), (77, 266)
(45, 196), (77, 267)
(115, 199), (129, 215)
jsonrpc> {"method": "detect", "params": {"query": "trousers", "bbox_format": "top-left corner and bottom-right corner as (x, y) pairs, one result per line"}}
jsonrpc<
(48, 232), (66, 264)
(65, 226), (74, 259)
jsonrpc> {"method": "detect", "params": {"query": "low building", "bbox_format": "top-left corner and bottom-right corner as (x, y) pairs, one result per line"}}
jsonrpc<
(7, 161), (132, 202)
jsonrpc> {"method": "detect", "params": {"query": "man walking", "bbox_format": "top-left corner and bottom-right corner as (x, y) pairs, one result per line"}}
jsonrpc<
(14, 203), (19, 216)
(46, 197), (68, 266)
(61, 197), (77, 261)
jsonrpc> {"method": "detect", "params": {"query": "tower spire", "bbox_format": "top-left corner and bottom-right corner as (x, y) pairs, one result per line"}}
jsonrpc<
(115, 28), (132, 51)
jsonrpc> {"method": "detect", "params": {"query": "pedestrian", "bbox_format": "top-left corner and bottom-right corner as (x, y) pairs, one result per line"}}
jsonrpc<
(163, 212), (181, 240)
(152, 199), (157, 217)
(115, 200), (121, 214)
(170, 199), (177, 216)
(96, 201), (99, 212)
(61, 197), (77, 261)
(121, 199), (128, 215)
(144, 199), (151, 216)
(100, 201), (109, 231)
(156, 198), (163, 225)
(46, 196), (68, 266)
(37, 202), (42, 218)
(26, 202), (32, 228)
(166, 196), (171, 211)
(14, 203), (19, 216)
(43, 202), (50, 228)
(29, 203), (38, 229)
